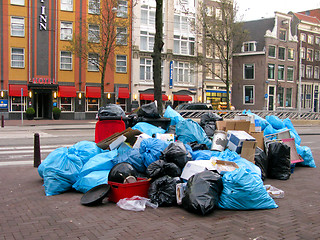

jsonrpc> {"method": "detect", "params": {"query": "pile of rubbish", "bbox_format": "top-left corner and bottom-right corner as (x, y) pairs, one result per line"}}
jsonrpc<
(38, 104), (315, 215)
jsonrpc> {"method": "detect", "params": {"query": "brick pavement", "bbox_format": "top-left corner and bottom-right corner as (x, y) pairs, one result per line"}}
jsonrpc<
(0, 153), (319, 239)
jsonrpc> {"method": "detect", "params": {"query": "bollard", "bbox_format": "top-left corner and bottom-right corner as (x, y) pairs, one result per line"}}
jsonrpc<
(1, 115), (3, 128)
(34, 133), (41, 168)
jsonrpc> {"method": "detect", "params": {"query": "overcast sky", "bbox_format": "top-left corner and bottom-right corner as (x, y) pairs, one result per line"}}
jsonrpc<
(236, 0), (320, 21)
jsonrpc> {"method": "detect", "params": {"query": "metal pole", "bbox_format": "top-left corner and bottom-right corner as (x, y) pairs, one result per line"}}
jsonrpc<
(298, 38), (302, 118)
(21, 88), (23, 125)
(34, 133), (41, 167)
(1, 115), (4, 128)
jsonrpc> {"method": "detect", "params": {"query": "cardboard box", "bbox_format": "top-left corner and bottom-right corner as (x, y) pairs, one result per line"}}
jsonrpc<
(216, 120), (251, 133)
(234, 114), (255, 123)
(240, 140), (257, 163)
(155, 133), (175, 143)
(180, 160), (215, 180)
(250, 131), (264, 151)
(226, 130), (256, 153)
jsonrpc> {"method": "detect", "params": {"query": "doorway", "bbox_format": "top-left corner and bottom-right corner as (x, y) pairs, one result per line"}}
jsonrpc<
(268, 86), (275, 111)
(34, 89), (52, 119)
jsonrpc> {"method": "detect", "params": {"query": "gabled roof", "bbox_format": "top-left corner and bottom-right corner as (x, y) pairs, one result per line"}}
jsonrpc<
(297, 9), (320, 21)
(294, 12), (320, 24)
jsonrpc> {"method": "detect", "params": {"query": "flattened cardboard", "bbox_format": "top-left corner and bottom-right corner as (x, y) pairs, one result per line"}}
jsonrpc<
(241, 140), (257, 163)
(250, 131), (264, 151)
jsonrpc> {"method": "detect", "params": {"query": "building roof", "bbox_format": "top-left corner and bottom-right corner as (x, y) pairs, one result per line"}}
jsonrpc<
(297, 9), (320, 21)
(294, 12), (320, 24)
(242, 18), (275, 52)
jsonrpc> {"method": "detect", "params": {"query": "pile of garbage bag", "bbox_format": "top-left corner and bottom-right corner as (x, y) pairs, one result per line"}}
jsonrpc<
(38, 103), (315, 216)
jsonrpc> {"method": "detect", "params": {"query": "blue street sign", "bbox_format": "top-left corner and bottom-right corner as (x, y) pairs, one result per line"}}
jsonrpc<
(264, 94), (268, 99)
(169, 61), (173, 89)
(0, 99), (8, 109)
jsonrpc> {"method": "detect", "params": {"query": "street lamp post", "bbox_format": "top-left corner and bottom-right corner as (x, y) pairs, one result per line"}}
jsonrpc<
(297, 38), (302, 117)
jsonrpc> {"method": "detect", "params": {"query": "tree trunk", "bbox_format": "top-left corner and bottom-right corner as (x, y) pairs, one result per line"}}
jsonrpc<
(100, 67), (106, 107)
(153, 0), (164, 115)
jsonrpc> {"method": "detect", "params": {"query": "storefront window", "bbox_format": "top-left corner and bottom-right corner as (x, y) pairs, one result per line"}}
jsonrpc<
(86, 98), (99, 111)
(243, 85), (254, 104)
(10, 96), (26, 112)
(286, 88), (292, 107)
(60, 97), (73, 111)
(277, 87), (284, 107)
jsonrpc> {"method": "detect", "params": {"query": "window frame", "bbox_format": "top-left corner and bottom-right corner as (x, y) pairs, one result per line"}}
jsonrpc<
(243, 63), (254, 80)
(140, 31), (154, 51)
(306, 65), (313, 78)
(10, 0), (24, 6)
(243, 85), (255, 105)
(286, 88), (292, 107)
(308, 35), (314, 44)
(173, 35), (195, 56)
(278, 65), (285, 81)
(268, 45), (276, 58)
(11, 16), (25, 37)
(88, 53), (99, 72)
(10, 96), (26, 112)
(116, 55), (127, 73)
(60, 21), (73, 41)
(59, 97), (74, 112)
(307, 48), (314, 62)
(287, 66), (294, 81)
(278, 47), (285, 60)
(61, 0), (73, 11)
(279, 29), (287, 41)
(288, 48), (294, 61)
(173, 61), (194, 85)
(117, 0), (128, 18)
(140, 58), (153, 82)
(116, 27), (128, 45)
(88, 0), (100, 14)
(300, 33), (306, 42)
(314, 66), (319, 79)
(11, 47), (25, 68)
(242, 41), (256, 52)
(88, 24), (100, 43)
(268, 63), (275, 80)
(86, 98), (100, 112)
(60, 51), (72, 70)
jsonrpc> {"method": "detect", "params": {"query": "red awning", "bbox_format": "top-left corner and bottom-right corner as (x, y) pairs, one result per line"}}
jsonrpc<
(140, 94), (168, 101)
(58, 86), (76, 97)
(86, 86), (101, 98)
(174, 94), (192, 101)
(9, 84), (28, 97)
(118, 87), (130, 99)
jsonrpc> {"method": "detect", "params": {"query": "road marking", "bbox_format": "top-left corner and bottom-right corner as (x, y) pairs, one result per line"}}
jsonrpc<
(0, 161), (33, 166)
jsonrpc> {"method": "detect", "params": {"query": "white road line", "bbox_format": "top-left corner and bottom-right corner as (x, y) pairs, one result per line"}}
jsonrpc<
(0, 145), (72, 150)
(0, 161), (33, 166)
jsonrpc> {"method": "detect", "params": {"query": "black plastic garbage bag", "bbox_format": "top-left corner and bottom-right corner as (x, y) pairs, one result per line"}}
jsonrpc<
(146, 160), (181, 179)
(254, 147), (268, 181)
(182, 170), (223, 215)
(200, 112), (223, 126)
(202, 124), (216, 137)
(267, 142), (291, 180)
(137, 102), (160, 119)
(148, 175), (177, 206)
(108, 162), (138, 183)
(187, 141), (209, 151)
(160, 140), (192, 169)
(98, 104), (126, 118)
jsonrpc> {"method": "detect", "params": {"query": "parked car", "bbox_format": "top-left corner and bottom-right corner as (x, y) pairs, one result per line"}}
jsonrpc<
(175, 103), (213, 110)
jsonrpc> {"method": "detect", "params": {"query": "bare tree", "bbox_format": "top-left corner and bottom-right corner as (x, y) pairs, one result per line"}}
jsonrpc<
(195, 0), (247, 109)
(67, 0), (130, 107)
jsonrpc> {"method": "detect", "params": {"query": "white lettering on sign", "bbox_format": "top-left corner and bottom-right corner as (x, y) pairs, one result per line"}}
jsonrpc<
(32, 78), (56, 84)
(39, 0), (47, 31)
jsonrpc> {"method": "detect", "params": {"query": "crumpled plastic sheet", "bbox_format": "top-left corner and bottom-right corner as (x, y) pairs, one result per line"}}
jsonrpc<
(117, 196), (158, 211)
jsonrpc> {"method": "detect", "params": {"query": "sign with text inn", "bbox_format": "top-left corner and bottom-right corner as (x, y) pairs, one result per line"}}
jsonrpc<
(39, 0), (47, 30)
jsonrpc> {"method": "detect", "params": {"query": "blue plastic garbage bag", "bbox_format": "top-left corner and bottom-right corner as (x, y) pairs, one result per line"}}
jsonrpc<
(112, 148), (146, 173)
(266, 115), (285, 130)
(38, 147), (84, 196)
(232, 157), (261, 178)
(73, 170), (110, 193)
(218, 168), (278, 210)
(140, 138), (169, 167)
(296, 144), (316, 168)
(283, 118), (301, 145)
(79, 150), (118, 178)
(176, 119), (212, 149)
(68, 141), (102, 164)
(191, 150), (214, 160)
(132, 122), (165, 136)
(163, 105), (184, 125)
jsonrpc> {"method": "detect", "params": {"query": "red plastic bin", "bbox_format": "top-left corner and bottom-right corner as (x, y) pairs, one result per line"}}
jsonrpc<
(108, 178), (151, 203)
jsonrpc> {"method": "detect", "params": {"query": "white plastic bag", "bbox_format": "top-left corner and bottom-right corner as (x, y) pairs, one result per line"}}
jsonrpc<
(117, 196), (158, 211)
(265, 185), (285, 199)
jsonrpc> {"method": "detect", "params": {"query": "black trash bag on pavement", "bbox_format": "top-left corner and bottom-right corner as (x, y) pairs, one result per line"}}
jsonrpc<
(108, 162), (138, 183)
(254, 147), (268, 181)
(98, 104), (126, 118)
(187, 141), (209, 151)
(267, 142), (291, 180)
(160, 140), (192, 169)
(200, 113), (223, 137)
(182, 170), (223, 215)
(146, 160), (181, 179)
(148, 175), (177, 206)
(137, 101), (160, 119)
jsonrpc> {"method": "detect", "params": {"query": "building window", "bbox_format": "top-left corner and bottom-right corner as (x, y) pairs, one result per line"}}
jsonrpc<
(60, 22), (73, 40)
(242, 42), (256, 52)
(314, 66), (319, 79)
(140, 58), (153, 81)
(116, 55), (127, 73)
(173, 35), (195, 55)
(88, 24), (100, 43)
(279, 29), (286, 41)
(301, 33), (306, 42)
(60, 97), (73, 111)
(316, 36), (320, 45)
(315, 50), (320, 61)
(308, 35), (314, 44)
(300, 64), (305, 78)
(277, 87), (284, 107)
(278, 65), (285, 80)
(117, 0), (128, 18)
(60, 51), (72, 70)
(288, 48), (294, 60)
(140, 31), (154, 51)
(268, 45), (276, 58)
(88, 53), (99, 71)
(86, 98), (99, 111)
(173, 61), (194, 84)
(116, 27), (127, 45)
(286, 88), (292, 107)
(10, 96), (26, 112)
(306, 65), (313, 78)
(88, 0), (100, 14)
(300, 47), (305, 59)
(11, 48), (24, 68)
(268, 64), (275, 79)
(11, 0), (24, 6)
(244, 86), (254, 104)
(11, 17), (24, 37)
(287, 66), (294, 81)
(141, 5), (155, 26)
(278, 47), (285, 60)
(244, 64), (254, 80)
(307, 48), (313, 61)
(61, 0), (73, 11)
